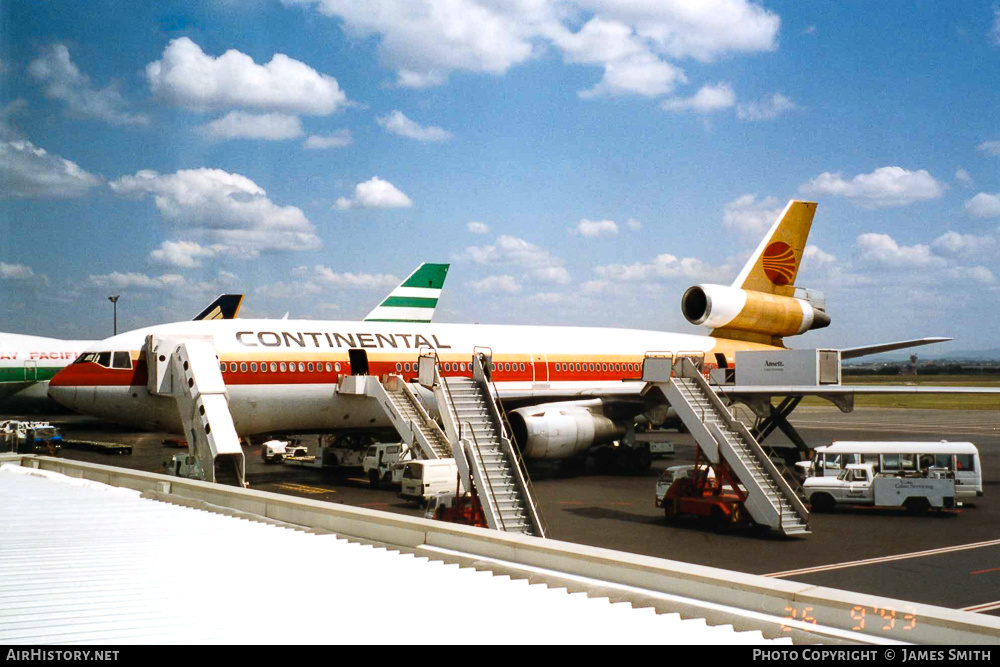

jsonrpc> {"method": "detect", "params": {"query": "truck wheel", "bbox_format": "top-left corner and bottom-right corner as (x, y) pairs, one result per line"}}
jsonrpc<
(368, 469), (380, 490)
(904, 497), (930, 515)
(594, 448), (617, 474)
(809, 493), (835, 513)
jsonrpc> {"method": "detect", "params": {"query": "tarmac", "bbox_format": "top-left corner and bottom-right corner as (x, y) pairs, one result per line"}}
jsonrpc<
(6, 404), (998, 618)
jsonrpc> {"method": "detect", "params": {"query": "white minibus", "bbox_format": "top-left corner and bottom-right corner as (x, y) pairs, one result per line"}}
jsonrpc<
(798, 441), (982, 498)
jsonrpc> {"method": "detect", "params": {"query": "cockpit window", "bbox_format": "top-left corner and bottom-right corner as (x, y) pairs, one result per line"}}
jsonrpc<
(71, 351), (124, 368)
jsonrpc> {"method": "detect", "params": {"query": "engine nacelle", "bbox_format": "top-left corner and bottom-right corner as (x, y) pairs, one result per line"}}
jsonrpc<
(681, 283), (830, 338)
(508, 405), (622, 460)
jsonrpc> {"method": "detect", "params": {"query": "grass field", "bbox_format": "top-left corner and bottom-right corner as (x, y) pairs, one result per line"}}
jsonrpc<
(801, 374), (1000, 410)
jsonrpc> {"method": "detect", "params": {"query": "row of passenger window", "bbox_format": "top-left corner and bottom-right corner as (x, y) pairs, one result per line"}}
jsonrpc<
(220, 360), (343, 374)
(553, 361), (639, 374)
(392, 360), (641, 374)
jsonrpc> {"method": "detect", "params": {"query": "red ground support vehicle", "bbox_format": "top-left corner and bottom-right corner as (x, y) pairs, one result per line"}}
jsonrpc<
(657, 450), (752, 531)
(426, 491), (488, 529)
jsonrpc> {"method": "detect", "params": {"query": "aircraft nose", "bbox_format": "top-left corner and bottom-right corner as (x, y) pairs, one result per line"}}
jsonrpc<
(48, 366), (80, 410)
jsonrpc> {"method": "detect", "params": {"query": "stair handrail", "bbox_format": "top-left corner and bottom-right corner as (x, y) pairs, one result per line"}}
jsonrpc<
(398, 380), (450, 458)
(421, 348), (465, 443)
(676, 357), (809, 527)
(462, 418), (507, 532)
(477, 352), (547, 538)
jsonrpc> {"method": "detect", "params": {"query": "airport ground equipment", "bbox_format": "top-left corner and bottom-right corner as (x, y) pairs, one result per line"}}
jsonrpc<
(423, 350), (546, 537)
(644, 354), (810, 536)
(803, 463), (956, 513)
(363, 442), (411, 488)
(0, 420), (62, 454)
(261, 439), (306, 463)
(144, 334), (245, 487)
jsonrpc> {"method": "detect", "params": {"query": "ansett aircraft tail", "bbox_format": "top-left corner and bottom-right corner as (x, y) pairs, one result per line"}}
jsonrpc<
(365, 263), (449, 323)
(681, 200), (829, 347)
(192, 294), (244, 321)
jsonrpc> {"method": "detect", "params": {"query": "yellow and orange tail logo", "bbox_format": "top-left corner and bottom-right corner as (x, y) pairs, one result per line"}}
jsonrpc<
(762, 241), (797, 286)
(734, 200), (816, 297)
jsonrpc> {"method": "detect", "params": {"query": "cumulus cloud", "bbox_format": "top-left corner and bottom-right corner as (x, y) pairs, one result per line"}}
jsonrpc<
(722, 194), (784, 236)
(978, 140), (1000, 156)
(594, 253), (721, 283)
(930, 231), (998, 258)
(626, 217), (642, 230)
(799, 167), (945, 209)
(856, 233), (944, 268)
(736, 92), (797, 121)
(954, 168), (973, 187)
(571, 218), (619, 238)
(466, 221), (490, 234)
(965, 192), (1000, 218)
(376, 110), (452, 141)
(304, 129), (353, 149)
(0, 262), (49, 285)
(556, 18), (687, 98)
(110, 168), (320, 255)
(335, 176), (413, 209)
(87, 272), (187, 290)
(660, 82), (735, 113)
(292, 265), (400, 289)
(283, 1), (779, 99)
(199, 112), (304, 140)
(29, 44), (148, 126)
(469, 275), (521, 294)
(147, 240), (259, 267)
(0, 139), (102, 199)
(453, 235), (570, 284)
(803, 245), (837, 265)
(146, 37), (348, 115)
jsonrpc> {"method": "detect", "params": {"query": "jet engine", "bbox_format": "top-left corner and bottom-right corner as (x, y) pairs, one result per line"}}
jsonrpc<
(508, 404), (623, 460)
(681, 284), (830, 338)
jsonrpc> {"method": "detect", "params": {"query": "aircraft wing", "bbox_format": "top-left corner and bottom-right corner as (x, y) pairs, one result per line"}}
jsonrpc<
(493, 381), (1000, 410)
(840, 337), (951, 360)
(192, 294), (244, 321)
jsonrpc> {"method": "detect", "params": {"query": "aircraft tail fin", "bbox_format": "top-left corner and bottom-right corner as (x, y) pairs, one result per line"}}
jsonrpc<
(192, 294), (244, 321)
(364, 263), (449, 323)
(732, 200), (817, 297)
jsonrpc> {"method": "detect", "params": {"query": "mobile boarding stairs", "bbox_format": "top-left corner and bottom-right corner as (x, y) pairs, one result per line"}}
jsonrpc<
(144, 335), (246, 488)
(643, 354), (810, 536)
(344, 350), (546, 538)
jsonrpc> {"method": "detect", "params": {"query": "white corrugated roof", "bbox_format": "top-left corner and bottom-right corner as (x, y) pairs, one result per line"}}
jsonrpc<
(0, 465), (789, 644)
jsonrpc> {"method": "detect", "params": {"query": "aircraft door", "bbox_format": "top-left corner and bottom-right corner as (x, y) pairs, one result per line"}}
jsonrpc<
(23, 361), (37, 382)
(532, 354), (549, 382)
(348, 349), (369, 375)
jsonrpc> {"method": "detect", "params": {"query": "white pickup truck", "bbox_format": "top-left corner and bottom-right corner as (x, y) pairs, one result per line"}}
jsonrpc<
(803, 463), (955, 514)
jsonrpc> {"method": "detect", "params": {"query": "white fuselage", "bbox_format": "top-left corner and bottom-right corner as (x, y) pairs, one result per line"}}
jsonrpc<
(49, 318), (776, 437)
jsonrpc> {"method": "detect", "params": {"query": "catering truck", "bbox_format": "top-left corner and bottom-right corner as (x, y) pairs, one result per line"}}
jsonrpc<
(803, 463), (955, 514)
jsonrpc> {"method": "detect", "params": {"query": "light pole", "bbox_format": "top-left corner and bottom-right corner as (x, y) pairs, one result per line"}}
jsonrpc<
(108, 295), (120, 335)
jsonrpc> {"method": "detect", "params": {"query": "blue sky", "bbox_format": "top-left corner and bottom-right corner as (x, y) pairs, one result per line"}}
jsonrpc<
(1, 1), (998, 353)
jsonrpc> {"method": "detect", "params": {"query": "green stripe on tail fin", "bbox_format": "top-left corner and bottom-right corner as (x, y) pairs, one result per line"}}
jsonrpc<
(364, 263), (449, 323)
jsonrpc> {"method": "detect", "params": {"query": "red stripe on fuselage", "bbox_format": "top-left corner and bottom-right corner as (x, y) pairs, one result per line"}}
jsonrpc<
(50, 353), (715, 387)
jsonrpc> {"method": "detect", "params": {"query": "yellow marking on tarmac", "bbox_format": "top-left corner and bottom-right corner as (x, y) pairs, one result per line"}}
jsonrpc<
(765, 538), (1000, 578)
(274, 482), (336, 495)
